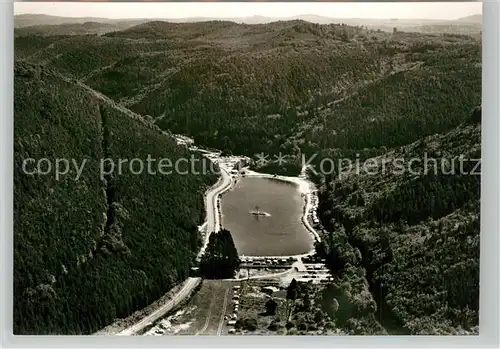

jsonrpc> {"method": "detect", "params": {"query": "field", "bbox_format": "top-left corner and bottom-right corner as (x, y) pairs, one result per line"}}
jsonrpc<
(145, 279), (288, 336)
(144, 280), (234, 336)
(142, 256), (338, 336)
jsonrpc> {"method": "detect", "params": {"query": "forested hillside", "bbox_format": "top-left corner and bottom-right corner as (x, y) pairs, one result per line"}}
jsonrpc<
(14, 22), (127, 37)
(14, 13), (482, 35)
(14, 61), (216, 334)
(16, 20), (481, 163)
(14, 18), (481, 336)
(314, 114), (481, 334)
(14, 34), (70, 60)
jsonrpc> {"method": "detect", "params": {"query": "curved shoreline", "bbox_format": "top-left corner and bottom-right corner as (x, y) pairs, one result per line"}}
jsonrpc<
(106, 153), (322, 335)
(185, 136), (322, 258)
(245, 169), (321, 242)
(220, 168), (321, 258)
(196, 167), (232, 261)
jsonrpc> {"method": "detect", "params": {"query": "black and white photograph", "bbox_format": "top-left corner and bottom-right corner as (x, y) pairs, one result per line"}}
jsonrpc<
(13, 1), (483, 337)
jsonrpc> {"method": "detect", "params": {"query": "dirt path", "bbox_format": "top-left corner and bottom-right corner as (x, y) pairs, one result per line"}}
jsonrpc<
(217, 288), (231, 336)
(195, 293), (216, 336)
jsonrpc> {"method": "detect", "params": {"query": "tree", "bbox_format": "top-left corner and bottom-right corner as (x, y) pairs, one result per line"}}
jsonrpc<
(13, 64), (217, 334)
(340, 28), (350, 42)
(468, 105), (481, 124)
(314, 308), (325, 323)
(236, 317), (258, 331)
(286, 278), (298, 301)
(286, 278), (298, 320)
(199, 229), (240, 279)
(332, 298), (340, 314)
(265, 298), (278, 315)
(314, 240), (329, 258)
(303, 292), (311, 311)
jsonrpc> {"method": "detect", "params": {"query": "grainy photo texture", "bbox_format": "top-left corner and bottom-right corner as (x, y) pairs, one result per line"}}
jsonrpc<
(13, 2), (481, 336)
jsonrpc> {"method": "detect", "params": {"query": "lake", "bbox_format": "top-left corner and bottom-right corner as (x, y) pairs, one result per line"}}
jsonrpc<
(221, 176), (314, 256)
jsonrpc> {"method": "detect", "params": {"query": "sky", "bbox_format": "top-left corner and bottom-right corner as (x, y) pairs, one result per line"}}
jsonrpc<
(14, 2), (482, 21)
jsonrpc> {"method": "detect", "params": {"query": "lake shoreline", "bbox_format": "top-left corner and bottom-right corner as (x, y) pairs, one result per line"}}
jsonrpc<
(219, 168), (320, 258)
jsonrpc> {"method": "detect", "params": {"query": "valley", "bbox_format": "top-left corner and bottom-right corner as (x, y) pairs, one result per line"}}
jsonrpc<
(13, 11), (481, 337)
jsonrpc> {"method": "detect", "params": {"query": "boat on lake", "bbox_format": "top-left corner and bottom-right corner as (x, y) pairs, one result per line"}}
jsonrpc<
(250, 205), (269, 216)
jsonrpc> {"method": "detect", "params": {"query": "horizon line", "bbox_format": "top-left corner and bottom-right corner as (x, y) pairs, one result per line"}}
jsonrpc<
(14, 12), (482, 22)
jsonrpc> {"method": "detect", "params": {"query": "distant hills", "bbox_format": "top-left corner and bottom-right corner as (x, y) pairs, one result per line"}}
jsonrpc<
(457, 14), (482, 23)
(15, 14), (147, 28)
(14, 15), (149, 36)
(14, 22), (135, 37)
(15, 13), (482, 36)
(14, 13), (481, 335)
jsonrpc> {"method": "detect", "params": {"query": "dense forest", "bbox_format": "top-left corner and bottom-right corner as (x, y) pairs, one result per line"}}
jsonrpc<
(14, 62), (216, 334)
(14, 17), (481, 336)
(16, 20), (481, 165)
(199, 229), (240, 279)
(314, 115), (481, 334)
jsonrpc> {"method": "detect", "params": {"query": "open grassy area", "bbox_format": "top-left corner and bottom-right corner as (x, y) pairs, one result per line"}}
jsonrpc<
(148, 280), (234, 336)
(234, 280), (289, 335)
(230, 278), (353, 335)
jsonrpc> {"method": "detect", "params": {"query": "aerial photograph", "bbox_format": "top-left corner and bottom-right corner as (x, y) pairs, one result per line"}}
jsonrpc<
(13, 1), (481, 336)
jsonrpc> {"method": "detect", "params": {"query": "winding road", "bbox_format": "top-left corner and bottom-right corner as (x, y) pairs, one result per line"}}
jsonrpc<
(115, 156), (321, 336)
(197, 166), (232, 259)
(117, 277), (201, 336)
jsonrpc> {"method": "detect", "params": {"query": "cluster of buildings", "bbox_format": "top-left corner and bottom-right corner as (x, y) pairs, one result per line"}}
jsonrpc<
(239, 256), (297, 270)
(143, 309), (185, 336)
(309, 190), (321, 226)
(295, 255), (332, 284)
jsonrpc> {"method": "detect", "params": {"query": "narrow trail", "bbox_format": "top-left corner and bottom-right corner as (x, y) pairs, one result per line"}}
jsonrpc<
(325, 61), (425, 108)
(290, 61), (426, 143)
(195, 293), (216, 336)
(79, 61), (119, 83)
(217, 288), (230, 336)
